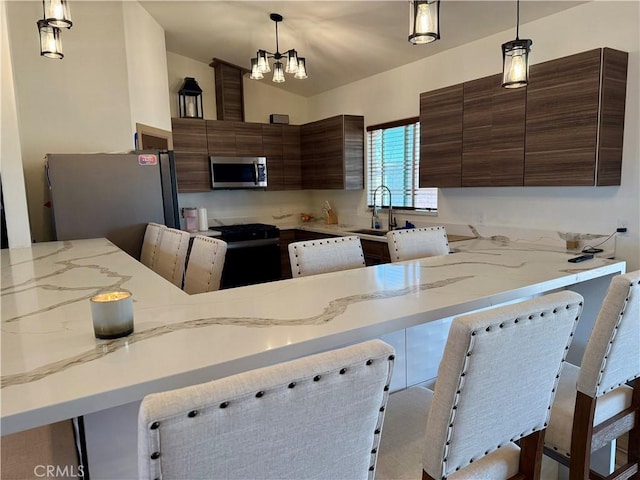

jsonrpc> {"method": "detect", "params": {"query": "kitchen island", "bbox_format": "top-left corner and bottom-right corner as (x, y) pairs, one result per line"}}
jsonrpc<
(1, 237), (625, 477)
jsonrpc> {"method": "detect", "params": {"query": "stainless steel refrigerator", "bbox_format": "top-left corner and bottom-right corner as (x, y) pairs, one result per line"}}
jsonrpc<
(46, 151), (180, 259)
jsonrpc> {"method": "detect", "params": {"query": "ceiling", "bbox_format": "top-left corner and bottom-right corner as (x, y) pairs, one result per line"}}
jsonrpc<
(140, 1), (587, 98)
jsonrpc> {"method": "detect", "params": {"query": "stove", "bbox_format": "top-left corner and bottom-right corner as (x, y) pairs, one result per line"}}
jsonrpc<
(210, 223), (281, 288)
(212, 223), (279, 244)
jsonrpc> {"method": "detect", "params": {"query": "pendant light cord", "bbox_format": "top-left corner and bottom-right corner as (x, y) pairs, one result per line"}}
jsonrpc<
(516, 0), (520, 40)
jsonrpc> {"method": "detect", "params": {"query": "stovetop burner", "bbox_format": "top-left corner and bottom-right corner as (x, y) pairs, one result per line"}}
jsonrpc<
(211, 223), (279, 242)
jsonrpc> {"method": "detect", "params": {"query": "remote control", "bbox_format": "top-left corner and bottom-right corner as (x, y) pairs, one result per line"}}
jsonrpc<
(568, 254), (594, 263)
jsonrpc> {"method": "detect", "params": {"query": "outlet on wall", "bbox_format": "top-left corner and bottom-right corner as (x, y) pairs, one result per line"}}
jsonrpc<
(617, 219), (628, 233)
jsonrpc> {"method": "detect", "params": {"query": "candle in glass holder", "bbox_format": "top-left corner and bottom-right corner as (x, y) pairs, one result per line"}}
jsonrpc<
(90, 291), (134, 339)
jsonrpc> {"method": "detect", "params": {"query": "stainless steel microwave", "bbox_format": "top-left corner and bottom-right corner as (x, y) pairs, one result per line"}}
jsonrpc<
(209, 157), (267, 189)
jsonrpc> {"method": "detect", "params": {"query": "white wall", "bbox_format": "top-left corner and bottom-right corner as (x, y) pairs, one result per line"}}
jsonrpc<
(307, 1), (640, 270)
(7, 1), (134, 242)
(1, 2), (32, 247)
(123, 2), (171, 133)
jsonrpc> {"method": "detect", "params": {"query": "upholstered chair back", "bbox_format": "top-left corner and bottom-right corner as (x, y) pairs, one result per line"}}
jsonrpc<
(152, 227), (189, 287)
(140, 222), (165, 268)
(577, 270), (639, 397)
(386, 226), (449, 263)
(138, 339), (395, 480)
(289, 235), (366, 278)
(183, 236), (227, 294)
(422, 290), (583, 479)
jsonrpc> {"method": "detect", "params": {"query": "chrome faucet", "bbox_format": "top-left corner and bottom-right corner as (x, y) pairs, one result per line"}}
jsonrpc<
(372, 185), (397, 230)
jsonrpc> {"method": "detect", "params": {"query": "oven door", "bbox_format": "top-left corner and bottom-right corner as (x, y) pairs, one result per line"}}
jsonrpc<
(221, 239), (281, 288)
(210, 157), (267, 189)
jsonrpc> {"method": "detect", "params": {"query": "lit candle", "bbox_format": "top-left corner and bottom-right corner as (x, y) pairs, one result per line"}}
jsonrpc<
(90, 291), (134, 339)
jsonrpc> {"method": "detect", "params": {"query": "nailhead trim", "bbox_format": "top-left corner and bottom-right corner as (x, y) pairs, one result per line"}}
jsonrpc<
(150, 421), (160, 430)
(219, 401), (229, 408)
(256, 391), (264, 398)
(150, 452), (160, 460)
(188, 410), (198, 417)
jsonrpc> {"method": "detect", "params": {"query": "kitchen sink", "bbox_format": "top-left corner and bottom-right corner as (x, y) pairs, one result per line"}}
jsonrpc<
(347, 228), (389, 237)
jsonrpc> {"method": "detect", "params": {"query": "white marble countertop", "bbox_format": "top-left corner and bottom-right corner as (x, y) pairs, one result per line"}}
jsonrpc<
(0, 237), (625, 435)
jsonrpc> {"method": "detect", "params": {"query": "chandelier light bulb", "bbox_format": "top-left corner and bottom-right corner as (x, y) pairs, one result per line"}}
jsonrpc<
(43, 0), (72, 28)
(285, 50), (299, 73)
(294, 58), (308, 79)
(272, 62), (285, 83)
(250, 58), (264, 80)
(408, 0), (440, 45)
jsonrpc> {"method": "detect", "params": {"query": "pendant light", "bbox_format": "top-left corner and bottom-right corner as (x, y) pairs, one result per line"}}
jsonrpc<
(42, 0), (72, 29)
(250, 13), (308, 83)
(501, 0), (532, 88)
(36, 0), (71, 59)
(37, 19), (63, 59)
(408, 0), (440, 45)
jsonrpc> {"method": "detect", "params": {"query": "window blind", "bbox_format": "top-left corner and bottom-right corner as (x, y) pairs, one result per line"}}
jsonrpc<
(367, 121), (437, 210)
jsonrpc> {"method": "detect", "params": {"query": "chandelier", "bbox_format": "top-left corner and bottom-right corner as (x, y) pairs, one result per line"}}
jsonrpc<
(408, 1), (440, 45)
(250, 13), (307, 83)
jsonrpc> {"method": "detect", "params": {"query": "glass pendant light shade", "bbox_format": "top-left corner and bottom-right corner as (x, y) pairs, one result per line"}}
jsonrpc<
(257, 50), (271, 73)
(294, 58), (308, 79)
(250, 58), (264, 80)
(42, 0), (72, 28)
(37, 20), (63, 59)
(272, 62), (285, 83)
(502, 39), (532, 88)
(408, 0), (440, 45)
(285, 50), (299, 73)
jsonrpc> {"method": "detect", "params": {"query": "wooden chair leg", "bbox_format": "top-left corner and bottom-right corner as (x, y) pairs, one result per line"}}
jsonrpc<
(628, 379), (640, 480)
(519, 430), (545, 480)
(570, 391), (597, 480)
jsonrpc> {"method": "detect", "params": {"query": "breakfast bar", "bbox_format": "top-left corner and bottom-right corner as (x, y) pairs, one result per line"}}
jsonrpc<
(1, 237), (626, 477)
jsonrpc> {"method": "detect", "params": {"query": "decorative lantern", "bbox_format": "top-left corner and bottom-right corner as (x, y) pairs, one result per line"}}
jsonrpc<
(178, 77), (203, 119)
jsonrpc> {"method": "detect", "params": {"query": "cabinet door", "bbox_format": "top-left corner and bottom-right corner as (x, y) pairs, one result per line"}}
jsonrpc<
(317, 116), (345, 189)
(301, 121), (322, 189)
(206, 120), (236, 156)
(283, 125), (302, 190)
(235, 122), (263, 157)
(525, 49), (601, 186)
(343, 115), (365, 190)
(462, 74), (525, 186)
(419, 85), (463, 188)
(172, 118), (210, 192)
(262, 124), (284, 191)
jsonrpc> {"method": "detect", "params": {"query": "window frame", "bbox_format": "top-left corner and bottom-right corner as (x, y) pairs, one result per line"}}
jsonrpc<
(366, 117), (437, 212)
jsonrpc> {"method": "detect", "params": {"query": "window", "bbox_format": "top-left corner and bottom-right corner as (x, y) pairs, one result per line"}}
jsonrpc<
(367, 118), (437, 211)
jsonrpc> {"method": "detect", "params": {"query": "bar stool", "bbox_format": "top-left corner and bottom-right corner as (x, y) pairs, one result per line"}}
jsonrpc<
(152, 227), (190, 287)
(376, 290), (584, 480)
(138, 340), (395, 480)
(288, 235), (366, 278)
(543, 270), (639, 480)
(140, 222), (165, 268)
(183, 236), (227, 294)
(386, 226), (450, 263)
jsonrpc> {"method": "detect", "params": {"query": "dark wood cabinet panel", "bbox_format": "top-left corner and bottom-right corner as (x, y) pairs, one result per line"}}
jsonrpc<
(234, 122), (263, 156)
(525, 48), (626, 186)
(172, 118), (210, 192)
(279, 229), (296, 279)
(172, 118), (207, 152)
(211, 59), (245, 122)
(283, 125), (302, 190)
(173, 152), (211, 192)
(301, 115), (364, 190)
(262, 124), (284, 191)
(206, 120), (236, 156)
(462, 74), (525, 186)
(419, 85), (463, 188)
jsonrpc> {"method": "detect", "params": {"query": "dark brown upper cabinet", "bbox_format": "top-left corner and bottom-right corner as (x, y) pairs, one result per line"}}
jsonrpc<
(525, 48), (627, 186)
(419, 47), (627, 188)
(210, 58), (248, 122)
(171, 118), (210, 193)
(301, 115), (365, 190)
(462, 73), (526, 186)
(262, 124), (284, 191)
(419, 84), (464, 188)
